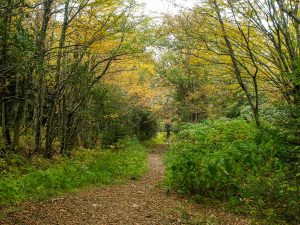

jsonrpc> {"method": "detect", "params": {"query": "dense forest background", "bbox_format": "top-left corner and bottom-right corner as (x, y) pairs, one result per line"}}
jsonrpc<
(0, 0), (299, 224)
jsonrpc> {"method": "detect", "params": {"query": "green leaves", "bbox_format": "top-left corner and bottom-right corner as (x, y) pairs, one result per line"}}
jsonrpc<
(0, 142), (147, 207)
(164, 119), (299, 223)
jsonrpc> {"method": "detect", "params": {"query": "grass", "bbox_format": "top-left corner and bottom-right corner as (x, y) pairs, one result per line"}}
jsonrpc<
(0, 142), (147, 208)
(143, 132), (167, 148)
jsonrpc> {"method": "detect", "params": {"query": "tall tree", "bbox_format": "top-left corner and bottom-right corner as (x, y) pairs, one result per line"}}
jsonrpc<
(233, 0), (300, 107)
(210, 0), (260, 126)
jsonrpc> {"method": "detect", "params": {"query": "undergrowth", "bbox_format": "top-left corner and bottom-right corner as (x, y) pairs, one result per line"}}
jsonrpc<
(164, 119), (299, 224)
(0, 138), (147, 207)
(143, 132), (167, 148)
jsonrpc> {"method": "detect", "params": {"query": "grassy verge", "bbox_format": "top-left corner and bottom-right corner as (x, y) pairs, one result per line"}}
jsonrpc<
(143, 132), (167, 148)
(0, 140), (147, 207)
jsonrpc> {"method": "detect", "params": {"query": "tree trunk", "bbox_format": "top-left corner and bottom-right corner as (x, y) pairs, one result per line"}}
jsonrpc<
(1, 101), (12, 147)
(60, 96), (67, 155)
(33, 0), (54, 153)
(45, 0), (70, 158)
(0, 0), (13, 149)
(12, 76), (28, 151)
(213, 0), (260, 126)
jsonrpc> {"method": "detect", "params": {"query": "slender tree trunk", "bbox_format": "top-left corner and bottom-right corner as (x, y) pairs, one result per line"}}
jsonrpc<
(1, 101), (12, 147)
(12, 76), (28, 151)
(33, 0), (54, 153)
(292, 22), (300, 106)
(212, 0), (260, 126)
(0, 0), (13, 148)
(33, 74), (45, 153)
(45, 0), (70, 158)
(60, 96), (66, 155)
(64, 113), (75, 157)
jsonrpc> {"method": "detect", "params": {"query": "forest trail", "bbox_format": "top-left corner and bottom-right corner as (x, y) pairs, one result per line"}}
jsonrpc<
(1, 145), (249, 225)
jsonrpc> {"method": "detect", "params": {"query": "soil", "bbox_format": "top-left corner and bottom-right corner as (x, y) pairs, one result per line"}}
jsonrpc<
(0, 145), (250, 225)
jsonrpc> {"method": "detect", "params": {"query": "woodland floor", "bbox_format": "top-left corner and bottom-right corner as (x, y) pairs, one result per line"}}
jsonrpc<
(0, 145), (250, 225)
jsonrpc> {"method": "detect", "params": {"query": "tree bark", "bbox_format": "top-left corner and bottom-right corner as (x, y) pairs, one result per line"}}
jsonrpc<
(12, 75), (28, 151)
(212, 0), (260, 126)
(1, 101), (12, 147)
(33, 0), (54, 153)
(45, 0), (70, 158)
(0, 0), (13, 148)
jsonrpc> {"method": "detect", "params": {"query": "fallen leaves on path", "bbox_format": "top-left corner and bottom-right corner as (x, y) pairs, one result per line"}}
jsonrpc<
(0, 145), (250, 225)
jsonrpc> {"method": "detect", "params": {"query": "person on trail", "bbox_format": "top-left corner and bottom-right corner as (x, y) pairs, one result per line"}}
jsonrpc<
(165, 121), (172, 143)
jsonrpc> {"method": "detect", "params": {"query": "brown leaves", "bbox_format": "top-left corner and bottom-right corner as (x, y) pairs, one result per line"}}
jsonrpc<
(1, 145), (250, 225)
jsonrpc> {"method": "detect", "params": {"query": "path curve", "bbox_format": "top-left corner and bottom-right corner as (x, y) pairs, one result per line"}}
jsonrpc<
(1, 145), (249, 225)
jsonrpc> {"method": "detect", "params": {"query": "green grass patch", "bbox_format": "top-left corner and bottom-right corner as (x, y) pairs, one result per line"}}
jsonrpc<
(0, 140), (147, 207)
(143, 132), (167, 148)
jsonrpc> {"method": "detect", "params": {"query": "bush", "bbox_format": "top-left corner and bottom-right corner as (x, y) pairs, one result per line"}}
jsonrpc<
(99, 108), (158, 146)
(131, 108), (158, 141)
(0, 141), (147, 206)
(78, 85), (158, 147)
(164, 119), (299, 224)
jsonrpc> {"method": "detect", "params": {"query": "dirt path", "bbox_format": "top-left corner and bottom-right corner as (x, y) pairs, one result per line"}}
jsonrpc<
(1, 145), (249, 225)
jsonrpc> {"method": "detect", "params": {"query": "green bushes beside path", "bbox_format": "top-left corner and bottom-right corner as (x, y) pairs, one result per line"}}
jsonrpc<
(0, 139), (147, 207)
(164, 119), (299, 224)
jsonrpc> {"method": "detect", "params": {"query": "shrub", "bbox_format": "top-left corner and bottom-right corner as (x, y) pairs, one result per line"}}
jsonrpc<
(131, 108), (158, 141)
(79, 85), (158, 147)
(164, 119), (299, 224)
(0, 141), (147, 206)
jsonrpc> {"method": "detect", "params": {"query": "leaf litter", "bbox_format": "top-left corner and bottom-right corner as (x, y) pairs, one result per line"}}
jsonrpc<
(0, 145), (250, 225)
